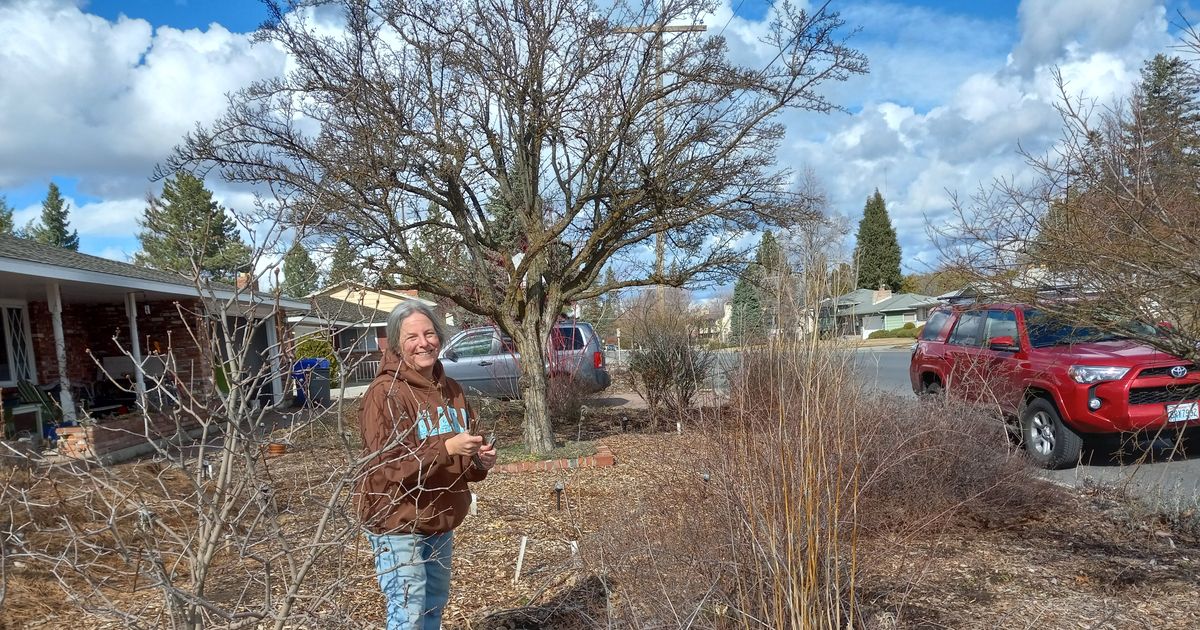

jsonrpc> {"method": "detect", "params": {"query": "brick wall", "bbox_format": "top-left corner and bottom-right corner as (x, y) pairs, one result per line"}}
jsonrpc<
(28, 298), (212, 397)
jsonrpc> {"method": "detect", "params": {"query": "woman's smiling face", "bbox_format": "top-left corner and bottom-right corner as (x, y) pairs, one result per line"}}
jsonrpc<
(399, 312), (441, 376)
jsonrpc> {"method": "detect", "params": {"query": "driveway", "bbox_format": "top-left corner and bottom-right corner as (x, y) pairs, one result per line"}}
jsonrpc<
(855, 348), (1200, 503)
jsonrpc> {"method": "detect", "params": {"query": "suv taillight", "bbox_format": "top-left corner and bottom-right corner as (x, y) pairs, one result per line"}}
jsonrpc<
(594, 351), (604, 369)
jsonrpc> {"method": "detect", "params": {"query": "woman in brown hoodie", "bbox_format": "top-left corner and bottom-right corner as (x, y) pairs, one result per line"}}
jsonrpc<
(357, 303), (496, 629)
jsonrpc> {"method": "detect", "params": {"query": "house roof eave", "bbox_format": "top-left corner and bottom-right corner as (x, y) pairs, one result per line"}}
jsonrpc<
(1, 256), (310, 311)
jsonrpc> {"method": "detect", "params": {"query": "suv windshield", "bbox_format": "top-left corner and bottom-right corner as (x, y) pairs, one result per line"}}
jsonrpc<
(1024, 309), (1153, 347)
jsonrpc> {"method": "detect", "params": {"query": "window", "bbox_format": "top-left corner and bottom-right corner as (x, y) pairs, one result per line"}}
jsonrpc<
(450, 332), (496, 358)
(948, 310), (985, 346)
(356, 332), (379, 353)
(920, 310), (950, 340)
(1023, 309), (1157, 348)
(903, 312), (917, 323)
(0, 304), (34, 386)
(551, 326), (586, 350)
(338, 329), (379, 353)
(984, 310), (1019, 345)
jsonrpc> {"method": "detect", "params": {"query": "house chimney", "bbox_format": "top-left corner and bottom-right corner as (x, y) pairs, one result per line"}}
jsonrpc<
(236, 272), (259, 292)
(872, 284), (892, 304)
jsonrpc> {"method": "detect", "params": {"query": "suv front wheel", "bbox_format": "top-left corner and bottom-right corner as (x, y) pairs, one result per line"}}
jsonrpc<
(1020, 397), (1083, 470)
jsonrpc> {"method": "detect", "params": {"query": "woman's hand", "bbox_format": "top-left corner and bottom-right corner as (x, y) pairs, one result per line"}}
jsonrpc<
(445, 432), (484, 457)
(474, 444), (497, 470)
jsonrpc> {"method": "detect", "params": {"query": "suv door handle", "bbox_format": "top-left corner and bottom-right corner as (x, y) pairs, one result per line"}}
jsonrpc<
(479, 361), (493, 366)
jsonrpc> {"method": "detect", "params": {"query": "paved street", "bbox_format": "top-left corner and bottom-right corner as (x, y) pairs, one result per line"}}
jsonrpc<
(851, 346), (916, 398)
(855, 349), (1200, 503)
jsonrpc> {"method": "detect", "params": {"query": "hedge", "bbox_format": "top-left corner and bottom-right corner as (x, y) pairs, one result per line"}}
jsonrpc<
(868, 325), (924, 339)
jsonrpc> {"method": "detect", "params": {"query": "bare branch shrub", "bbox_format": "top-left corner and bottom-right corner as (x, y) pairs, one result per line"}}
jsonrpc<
(624, 289), (716, 430)
(0, 209), (380, 629)
(587, 339), (1055, 628)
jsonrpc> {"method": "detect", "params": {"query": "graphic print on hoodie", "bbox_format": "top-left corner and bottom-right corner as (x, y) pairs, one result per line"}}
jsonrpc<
(356, 351), (487, 535)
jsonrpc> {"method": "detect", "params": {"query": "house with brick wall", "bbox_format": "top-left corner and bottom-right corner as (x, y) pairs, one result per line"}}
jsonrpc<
(0, 234), (309, 445)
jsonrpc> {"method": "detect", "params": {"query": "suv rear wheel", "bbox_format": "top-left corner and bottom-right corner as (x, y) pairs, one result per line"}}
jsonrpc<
(1020, 397), (1083, 469)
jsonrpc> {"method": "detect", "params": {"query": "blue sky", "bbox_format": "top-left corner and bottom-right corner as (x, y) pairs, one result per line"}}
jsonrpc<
(85, 0), (272, 33)
(0, 0), (1190, 286)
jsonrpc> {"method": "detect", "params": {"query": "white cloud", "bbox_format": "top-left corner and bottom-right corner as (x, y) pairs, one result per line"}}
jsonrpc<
(1012, 0), (1167, 73)
(13, 195), (141, 238)
(0, 0), (287, 190)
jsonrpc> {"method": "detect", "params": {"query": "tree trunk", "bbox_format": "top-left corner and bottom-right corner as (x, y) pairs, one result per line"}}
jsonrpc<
(516, 319), (556, 454)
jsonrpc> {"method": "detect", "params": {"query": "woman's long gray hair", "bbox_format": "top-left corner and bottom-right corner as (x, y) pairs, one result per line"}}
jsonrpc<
(386, 302), (446, 354)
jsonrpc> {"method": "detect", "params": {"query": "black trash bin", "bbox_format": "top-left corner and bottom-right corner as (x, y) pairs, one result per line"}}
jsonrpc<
(293, 358), (331, 407)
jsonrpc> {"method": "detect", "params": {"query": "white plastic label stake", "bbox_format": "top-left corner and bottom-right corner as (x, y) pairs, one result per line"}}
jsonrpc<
(513, 535), (528, 584)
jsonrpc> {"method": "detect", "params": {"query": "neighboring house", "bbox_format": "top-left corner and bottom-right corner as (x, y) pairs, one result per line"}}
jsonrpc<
(288, 295), (392, 385)
(288, 282), (458, 384)
(690, 300), (727, 343)
(0, 234), (309, 442)
(316, 282), (453, 326)
(822, 286), (940, 339)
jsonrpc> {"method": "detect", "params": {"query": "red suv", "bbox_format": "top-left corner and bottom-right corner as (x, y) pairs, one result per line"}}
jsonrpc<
(910, 304), (1200, 469)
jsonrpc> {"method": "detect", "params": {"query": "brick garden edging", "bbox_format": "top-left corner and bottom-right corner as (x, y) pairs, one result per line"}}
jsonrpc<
(492, 444), (615, 474)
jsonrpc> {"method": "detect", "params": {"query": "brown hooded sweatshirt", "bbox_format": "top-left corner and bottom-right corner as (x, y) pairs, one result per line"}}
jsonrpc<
(356, 351), (487, 535)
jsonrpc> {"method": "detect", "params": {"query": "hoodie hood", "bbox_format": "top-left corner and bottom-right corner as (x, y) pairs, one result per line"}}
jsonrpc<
(377, 349), (445, 389)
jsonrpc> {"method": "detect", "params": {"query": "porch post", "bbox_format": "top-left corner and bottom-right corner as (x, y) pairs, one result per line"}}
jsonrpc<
(46, 283), (76, 423)
(264, 313), (284, 406)
(124, 292), (147, 409)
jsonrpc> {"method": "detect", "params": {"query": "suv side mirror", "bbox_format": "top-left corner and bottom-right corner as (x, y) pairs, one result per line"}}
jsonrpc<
(988, 336), (1018, 352)
(443, 349), (459, 362)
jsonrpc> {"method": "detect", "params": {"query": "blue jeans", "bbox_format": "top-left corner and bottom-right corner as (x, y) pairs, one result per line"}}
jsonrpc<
(368, 531), (454, 630)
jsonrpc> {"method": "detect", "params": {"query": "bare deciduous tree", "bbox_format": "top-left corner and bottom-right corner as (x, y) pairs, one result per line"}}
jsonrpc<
(165, 0), (867, 452)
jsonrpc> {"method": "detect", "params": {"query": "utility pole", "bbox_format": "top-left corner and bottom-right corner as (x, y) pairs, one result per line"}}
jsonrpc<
(616, 6), (706, 307)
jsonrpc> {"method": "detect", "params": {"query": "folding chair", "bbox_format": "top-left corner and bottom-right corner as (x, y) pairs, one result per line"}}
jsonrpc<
(16, 380), (61, 442)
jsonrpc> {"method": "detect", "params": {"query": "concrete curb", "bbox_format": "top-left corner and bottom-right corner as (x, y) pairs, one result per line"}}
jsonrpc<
(493, 444), (615, 474)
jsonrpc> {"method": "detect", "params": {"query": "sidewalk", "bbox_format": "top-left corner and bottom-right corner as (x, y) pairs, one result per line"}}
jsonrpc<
(853, 337), (917, 349)
(331, 384), (369, 400)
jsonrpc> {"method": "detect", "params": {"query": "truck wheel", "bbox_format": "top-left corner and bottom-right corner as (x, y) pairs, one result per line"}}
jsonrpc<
(1020, 397), (1083, 469)
(920, 378), (943, 397)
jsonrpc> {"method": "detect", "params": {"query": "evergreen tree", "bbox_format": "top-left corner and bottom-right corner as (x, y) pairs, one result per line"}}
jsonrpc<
(852, 190), (902, 290)
(730, 266), (765, 342)
(0, 196), (13, 235)
(135, 172), (251, 281)
(326, 235), (364, 287)
(579, 267), (621, 336)
(29, 183), (80, 250)
(753, 231), (793, 333)
(755, 230), (786, 273)
(1136, 54), (1200, 175)
(282, 242), (320, 297)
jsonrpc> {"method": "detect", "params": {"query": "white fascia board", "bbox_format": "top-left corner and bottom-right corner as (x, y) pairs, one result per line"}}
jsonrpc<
(0, 257), (310, 311)
(285, 315), (386, 327)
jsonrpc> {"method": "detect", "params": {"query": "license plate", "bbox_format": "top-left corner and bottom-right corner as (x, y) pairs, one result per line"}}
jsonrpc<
(1167, 402), (1199, 423)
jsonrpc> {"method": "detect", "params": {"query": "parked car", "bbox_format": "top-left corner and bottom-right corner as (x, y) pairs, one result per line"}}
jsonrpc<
(440, 321), (612, 399)
(909, 304), (1200, 469)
